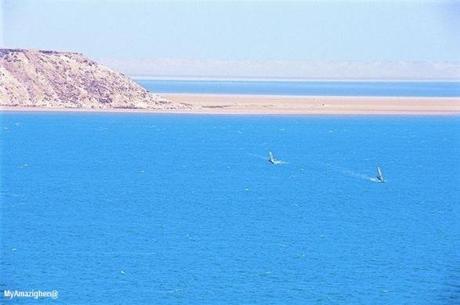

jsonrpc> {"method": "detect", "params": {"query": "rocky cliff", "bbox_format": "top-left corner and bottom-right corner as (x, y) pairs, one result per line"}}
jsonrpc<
(0, 49), (188, 110)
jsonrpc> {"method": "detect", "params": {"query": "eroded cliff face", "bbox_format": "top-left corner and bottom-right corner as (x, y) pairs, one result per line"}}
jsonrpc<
(0, 49), (188, 110)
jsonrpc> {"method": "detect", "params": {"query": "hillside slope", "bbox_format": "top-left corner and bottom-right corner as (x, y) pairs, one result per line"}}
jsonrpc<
(0, 49), (188, 110)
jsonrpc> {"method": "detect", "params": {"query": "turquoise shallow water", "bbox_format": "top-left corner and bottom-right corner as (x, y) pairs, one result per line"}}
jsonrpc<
(136, 80), (460, 97)
(1, 113), (460, 304)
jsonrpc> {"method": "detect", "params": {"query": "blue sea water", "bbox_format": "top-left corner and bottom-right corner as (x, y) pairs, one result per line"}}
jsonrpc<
(136, 79), (460, 97)
(1, 113), (460, 305)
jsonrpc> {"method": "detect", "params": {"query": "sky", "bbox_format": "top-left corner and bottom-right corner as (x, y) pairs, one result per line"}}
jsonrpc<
(2, 0), (460, 78)
(0, 0), (4, 46)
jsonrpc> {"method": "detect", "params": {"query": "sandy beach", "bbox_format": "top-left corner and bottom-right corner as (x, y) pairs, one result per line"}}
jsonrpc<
(1, 94), (460, 115)
(164, 94), (460, 115)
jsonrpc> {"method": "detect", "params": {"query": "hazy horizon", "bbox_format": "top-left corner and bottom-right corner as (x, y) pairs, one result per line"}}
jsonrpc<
(2, 0), (460, 79)
(102, 58), (460, 80)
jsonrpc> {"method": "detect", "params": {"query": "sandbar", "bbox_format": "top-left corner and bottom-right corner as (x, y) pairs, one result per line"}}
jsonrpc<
(1, 94), (460, 115)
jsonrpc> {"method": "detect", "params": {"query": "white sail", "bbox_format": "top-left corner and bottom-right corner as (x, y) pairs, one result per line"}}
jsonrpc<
(376, 167), (384, 182)
(268, 152), (281, 164)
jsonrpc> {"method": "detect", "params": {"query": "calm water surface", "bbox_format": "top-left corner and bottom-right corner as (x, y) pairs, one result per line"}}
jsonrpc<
(1, 113), (460, 304)
(136, 79), (460, 97)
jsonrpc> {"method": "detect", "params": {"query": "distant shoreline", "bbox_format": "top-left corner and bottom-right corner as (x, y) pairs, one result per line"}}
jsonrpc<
(2, 94), (460, 116)
(132, 76), (460, 83)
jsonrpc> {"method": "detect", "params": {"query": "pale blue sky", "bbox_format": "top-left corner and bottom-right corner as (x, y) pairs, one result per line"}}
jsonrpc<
(0, 0), (460, 79)
(2, 0), (460, 61)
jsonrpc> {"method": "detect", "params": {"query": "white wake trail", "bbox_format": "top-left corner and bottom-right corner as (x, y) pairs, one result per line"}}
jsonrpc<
(247, 153), (268, 160)
(321, 162), (377, 182)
